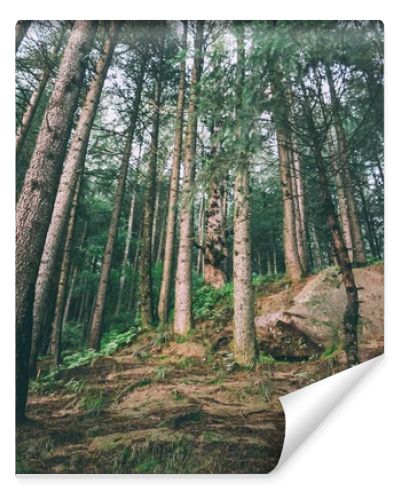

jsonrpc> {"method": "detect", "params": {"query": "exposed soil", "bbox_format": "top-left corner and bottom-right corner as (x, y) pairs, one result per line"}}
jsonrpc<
(16, 264), (383, 474)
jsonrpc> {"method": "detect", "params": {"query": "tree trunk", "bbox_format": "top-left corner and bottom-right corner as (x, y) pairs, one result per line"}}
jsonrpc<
(272, 67), (304, 281)
(62, 265), (78, 328)
(273, 238), (278, 274)
(115, 189), (136, 316)
(49, 172), (83, 366)
(173, 21), (204, 335)
(326, 64), (366, 265)
(140, 37), (165, 327)
(157, 22), (188, 326)
(357, 179), (380, 259)
(303, 85), (359, 367)
(204, 177), (228, 288)
(287, 89), (309, 274)
(291, 139), (309, 273)
(16, 25), (66, 161)
(196, 194), (205, 276)
(151, 174), (162, 261)
(88, 60), (144, 349)
(128, 229), (142, 314)
(15, 21), (97, 423)
(156, 202), (168, 264)
(328, 129), (354, 262)
(29, 22), (119, 373)
(232, 23), (258, 365)
(276, 128), (304, 281)
(16, 21), (31, 53)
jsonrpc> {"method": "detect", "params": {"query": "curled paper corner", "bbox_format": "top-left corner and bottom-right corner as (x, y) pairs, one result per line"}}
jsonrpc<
(273, 354), (384, 472)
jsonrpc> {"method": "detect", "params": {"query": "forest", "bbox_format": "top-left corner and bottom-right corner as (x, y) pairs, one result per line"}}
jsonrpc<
(15, 20), (384, 474)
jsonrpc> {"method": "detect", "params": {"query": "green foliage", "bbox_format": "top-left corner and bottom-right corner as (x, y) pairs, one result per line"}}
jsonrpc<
(61, 322), (84, 351)
(154, 365), (169, 381)
(258, 353), (276, 366)
(80, 391), (106, 418)
(61, 327), (139, 369)
(192, 281), (233, 321)
(100, 327), (139, 354)
(62, 349), (100, 369)
(322, 343), (339, 359)
(177, 357), (199, 369)
(112, 437), (194, 474)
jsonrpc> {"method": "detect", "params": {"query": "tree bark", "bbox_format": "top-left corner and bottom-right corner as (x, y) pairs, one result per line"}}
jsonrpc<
(62, 266), (78, 328)
(88, 60), (144, 349)
(287, 89), (309, 274)
(16, 25), (67, 161)
(173, 21), (204, 335)
(326, 64), (366, 265)
(328, 129), (354, 262)
(232, 23), (258, 365)
(115, 189), (136, 316)
(272, 67), (304, 281)
(204, 177), (228, 288)
(291, 140), (309, 273)
(49, 172), (83, 365)
(16, 21), (31, 53)
(303, 84), (359, 367)
(15, 21), (97, 422)
(157, 22), (188, 326)
(196, 194), (205, 276)
(140, 36), (165, 328)
(156, 202), (168, 264)
(30, 22), (119, 372)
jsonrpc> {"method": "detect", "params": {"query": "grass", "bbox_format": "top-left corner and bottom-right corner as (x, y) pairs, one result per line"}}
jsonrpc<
(258, 353), (276, 366)
(177, 356), (200, 369)
(112, 437), (195, 473)
(321, 342), (339, 359)
(154, 365), (169, 381)
(80, 390), (106, 418)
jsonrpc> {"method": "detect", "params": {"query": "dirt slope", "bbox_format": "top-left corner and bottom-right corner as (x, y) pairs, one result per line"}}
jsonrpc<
(16, 264), (383, 474)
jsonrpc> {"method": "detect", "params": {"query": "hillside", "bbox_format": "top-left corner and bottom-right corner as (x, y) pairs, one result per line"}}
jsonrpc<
(16, 264), (384, 474)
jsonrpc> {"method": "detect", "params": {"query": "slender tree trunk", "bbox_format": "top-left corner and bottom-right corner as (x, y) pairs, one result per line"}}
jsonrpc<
(156, 203), (168, 264)
(15, 21), (97, 422)
(276, 128), (304, 281)
(29, 23), (119, 373)
(273, 239), (278, 274)
(326, 64), (366, 265)
(303, 86), (359, 367)
(16, 25), (66, 161)
(196, 194), (205, 276)
(88, 61), (144, 349)
(232, 23), (258, 365)
(287, 89), (309, 274)
(157, 22), (188, 325)
(291, 140), (309, 273)
(328, 129), (354, 262)
(16, 21), (31, 53)
(49, 172), (83, 366)
(357, 180), (380, 259)
(128, 231), (142, 314)
(62, 266), (78, 328)
(151, 174), (162, 260)
(173, 21), (204, 335)
(115, 189), (136, 316)
(140, 37), (165, 327)
(77, 276), (88, 324)
(272, 68), (304, 281)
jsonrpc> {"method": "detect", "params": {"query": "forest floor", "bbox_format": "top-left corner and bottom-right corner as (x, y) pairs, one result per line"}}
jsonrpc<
(16, 263), (384, 474)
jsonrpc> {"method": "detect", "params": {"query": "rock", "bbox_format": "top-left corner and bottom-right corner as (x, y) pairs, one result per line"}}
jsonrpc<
(255, 265), (384, 358)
